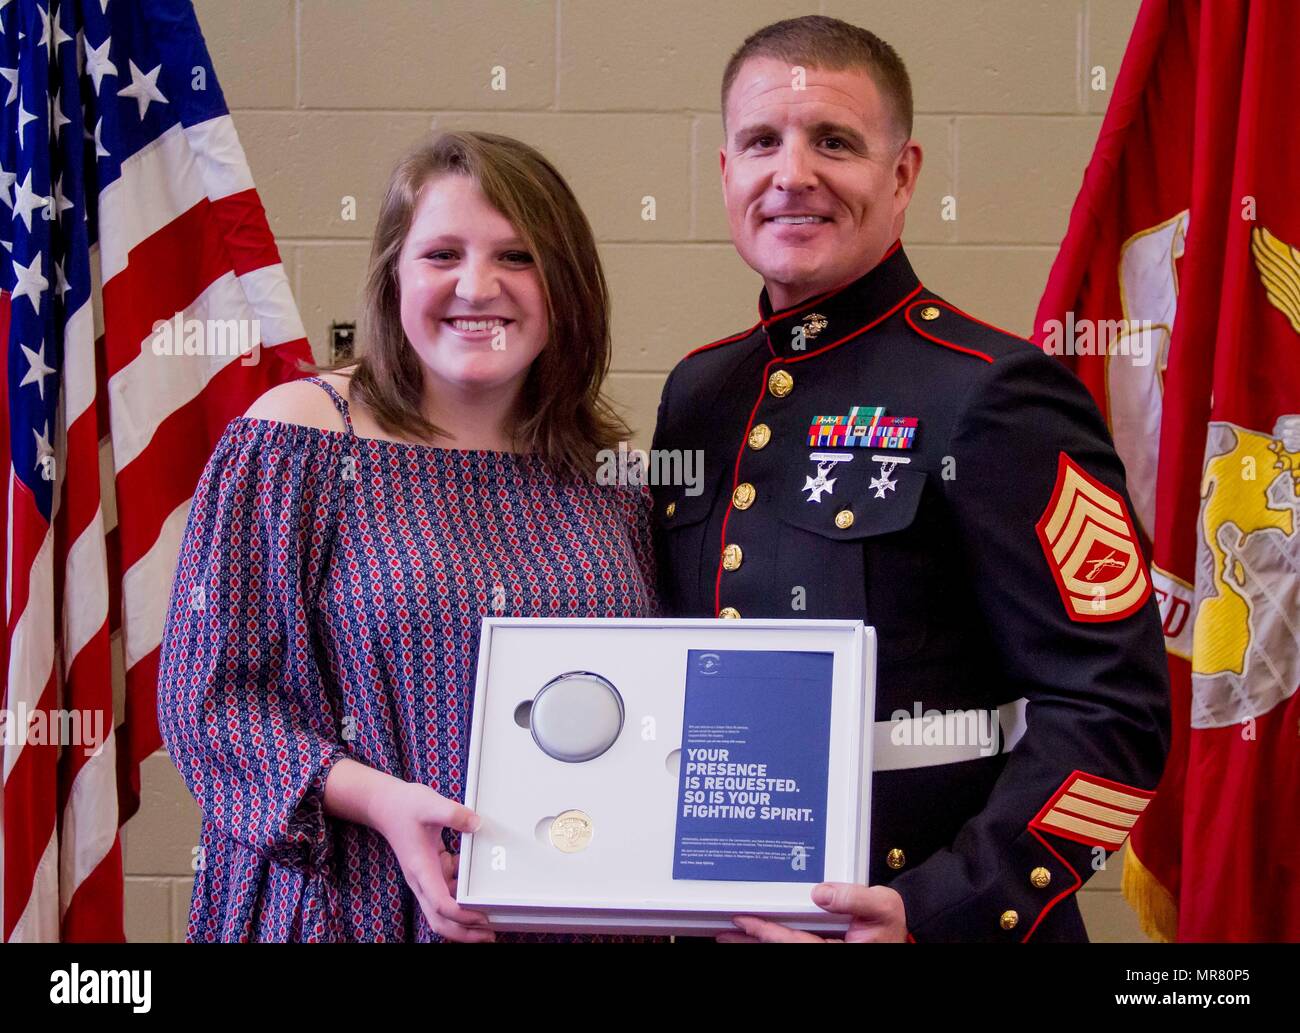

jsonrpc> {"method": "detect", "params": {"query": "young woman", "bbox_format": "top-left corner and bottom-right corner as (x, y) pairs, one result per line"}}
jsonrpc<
(156, 132), (659, 942)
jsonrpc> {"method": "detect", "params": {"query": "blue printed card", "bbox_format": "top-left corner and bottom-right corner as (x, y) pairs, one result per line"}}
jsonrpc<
(672, 649), (833, 883)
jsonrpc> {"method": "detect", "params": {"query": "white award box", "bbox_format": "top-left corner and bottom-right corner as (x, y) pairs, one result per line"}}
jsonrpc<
(455, 618), (876, 935)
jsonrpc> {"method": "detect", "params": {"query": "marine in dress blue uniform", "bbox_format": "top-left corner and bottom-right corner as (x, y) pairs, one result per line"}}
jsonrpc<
(650, 239), (1171, 942)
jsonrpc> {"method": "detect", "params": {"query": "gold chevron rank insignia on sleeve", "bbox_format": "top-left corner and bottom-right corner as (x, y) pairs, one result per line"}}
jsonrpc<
(1035, 452), (1152, 622)
(1251, 225), (1300, 334)
(1030, 770), (1155, 849)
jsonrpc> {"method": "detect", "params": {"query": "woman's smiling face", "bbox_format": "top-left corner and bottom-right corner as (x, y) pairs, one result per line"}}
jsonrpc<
(396, 173), (548, 398)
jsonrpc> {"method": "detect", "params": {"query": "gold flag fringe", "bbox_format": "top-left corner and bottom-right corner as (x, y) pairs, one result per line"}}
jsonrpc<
(1122, 842), (1178, 942)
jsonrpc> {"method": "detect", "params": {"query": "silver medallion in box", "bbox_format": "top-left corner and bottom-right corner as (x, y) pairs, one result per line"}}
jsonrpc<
(529, 671), (624, 763)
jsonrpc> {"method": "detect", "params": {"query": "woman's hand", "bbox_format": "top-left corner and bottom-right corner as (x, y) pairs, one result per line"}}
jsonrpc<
(371, 779), (495, 943)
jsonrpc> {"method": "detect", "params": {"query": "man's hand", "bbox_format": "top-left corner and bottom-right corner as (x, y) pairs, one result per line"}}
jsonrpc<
(717, 883), (908, 943)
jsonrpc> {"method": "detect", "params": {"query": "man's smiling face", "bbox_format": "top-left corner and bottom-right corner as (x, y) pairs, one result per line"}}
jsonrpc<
(720, 56), (921, 311)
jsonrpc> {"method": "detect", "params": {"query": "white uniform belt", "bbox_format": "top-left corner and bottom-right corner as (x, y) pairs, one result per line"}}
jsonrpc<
(872, 698), (1029, 772)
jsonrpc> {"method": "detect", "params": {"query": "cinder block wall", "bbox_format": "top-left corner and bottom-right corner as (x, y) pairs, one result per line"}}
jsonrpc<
(126, 0), (1150, 942)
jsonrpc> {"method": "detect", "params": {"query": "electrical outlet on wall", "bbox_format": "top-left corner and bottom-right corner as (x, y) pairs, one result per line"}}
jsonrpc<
(330, 322), (356, 363)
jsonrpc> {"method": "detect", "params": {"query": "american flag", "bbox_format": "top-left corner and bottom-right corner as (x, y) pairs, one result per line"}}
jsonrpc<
(1, 0), (311, 941)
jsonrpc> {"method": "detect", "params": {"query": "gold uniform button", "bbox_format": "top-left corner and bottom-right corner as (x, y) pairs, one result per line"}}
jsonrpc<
(999, 909), (1019, 931)
(665, 501), (676, 519)
(1030, 867), (1051, 889)
(920, 305), (941, 321)
(722, 543), (743, 571)
(732, 483), (756, 510)
(886, 848), (906, 870)
(767, 369), (794, 398)
(718, 607), (741, 619)
(834, 509), (855, 529)
(748, 423), (772, 450)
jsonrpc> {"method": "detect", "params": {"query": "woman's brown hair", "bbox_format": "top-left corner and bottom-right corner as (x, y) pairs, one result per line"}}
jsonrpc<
(309, 130), (629, 476)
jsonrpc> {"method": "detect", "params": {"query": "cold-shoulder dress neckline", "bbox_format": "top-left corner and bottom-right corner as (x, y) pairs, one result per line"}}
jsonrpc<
(228, 414), (537, 468)
(245, 374), (535, 464)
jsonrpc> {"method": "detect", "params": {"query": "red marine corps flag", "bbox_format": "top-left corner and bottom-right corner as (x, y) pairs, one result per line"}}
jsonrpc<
(1035, 0), (1300, 940)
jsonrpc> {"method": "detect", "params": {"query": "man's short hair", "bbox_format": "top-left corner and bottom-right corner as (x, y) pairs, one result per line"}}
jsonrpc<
(721, 15), (913, 143)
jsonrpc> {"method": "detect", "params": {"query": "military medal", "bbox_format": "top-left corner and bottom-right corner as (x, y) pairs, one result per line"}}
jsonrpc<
(870, 454), (910, 499)
(549, 810), (594, 853)
(803, 451), (853, 503)
(807, 406), (919, 449)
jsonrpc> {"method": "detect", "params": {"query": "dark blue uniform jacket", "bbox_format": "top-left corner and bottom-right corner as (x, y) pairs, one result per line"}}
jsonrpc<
(649, 242), (1171, 942)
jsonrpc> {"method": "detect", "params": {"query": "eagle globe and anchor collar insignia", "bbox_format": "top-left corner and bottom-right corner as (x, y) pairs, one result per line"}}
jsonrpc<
(755, 237), (919, 360)
(797, 311), (829, 346)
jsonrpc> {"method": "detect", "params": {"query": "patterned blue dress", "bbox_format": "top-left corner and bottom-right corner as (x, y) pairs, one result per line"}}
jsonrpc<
(157, 377), (661, 941)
